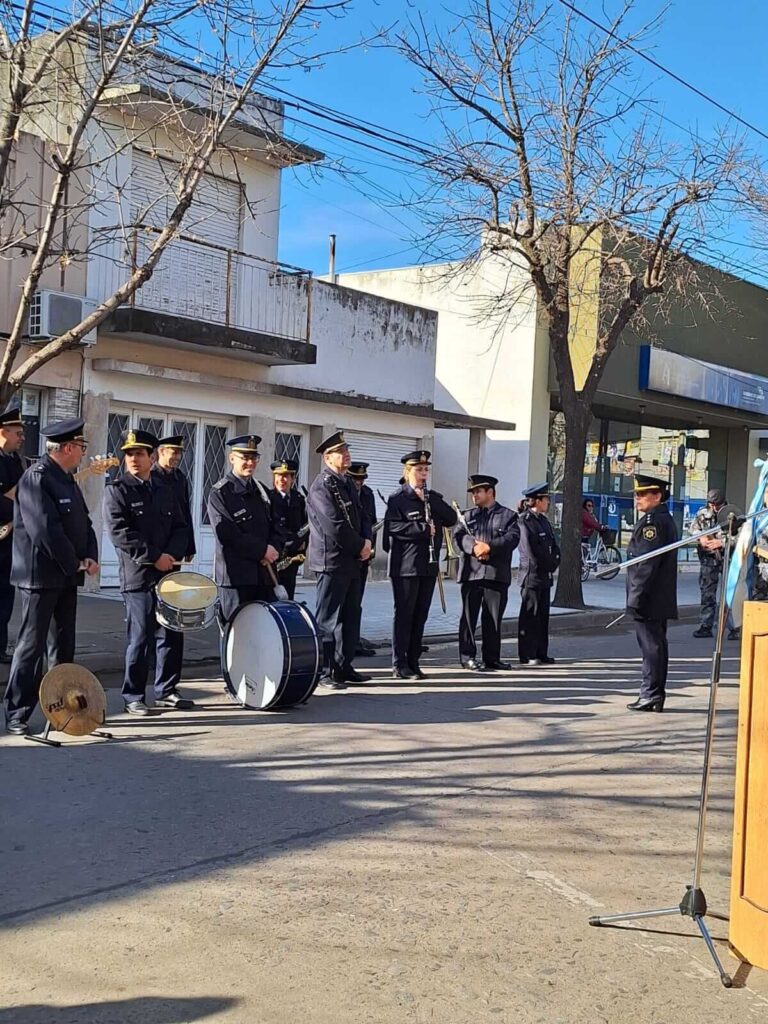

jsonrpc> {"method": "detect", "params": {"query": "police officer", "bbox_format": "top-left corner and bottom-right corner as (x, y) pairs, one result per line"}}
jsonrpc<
(103, 429), (193, 716)
(348, 461), (377, 656)
(4, 418), (99, 735)
(626, 474), (678, 713)
(385, 450), (456, 680)
(0, 407), (26, 663)
(269, 457), (307, 600)
(454, 474), (520, 671)
(517, 483), (560, 666)
(207, 434), (280, 623)
(306, 430), (372, 689)
(151, 435), (196, 563)
(691, 488), (740, 641)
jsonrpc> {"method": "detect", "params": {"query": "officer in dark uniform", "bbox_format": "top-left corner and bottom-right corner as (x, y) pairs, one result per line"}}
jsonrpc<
(0, 406), (26, 663)
(269, 458), (307, 600)
(207, 434), (281, 623)
(151, 435), (196, 563)
(4, 417), (99, 734)
(103, 429), (193, 716)
(517, 482), (560, 665)
(384, 450), (456, 680)
(454, 474), (520, 671)
(626, 474), (678, 712)
(307, 430), (372, 688)
(348, 461), (377, 656)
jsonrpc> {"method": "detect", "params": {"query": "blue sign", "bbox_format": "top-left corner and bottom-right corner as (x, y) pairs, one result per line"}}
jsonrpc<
(639, 345), (768, 416)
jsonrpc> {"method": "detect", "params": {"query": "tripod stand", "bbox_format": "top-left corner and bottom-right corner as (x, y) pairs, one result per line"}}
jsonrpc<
(589, 509), (759, 988)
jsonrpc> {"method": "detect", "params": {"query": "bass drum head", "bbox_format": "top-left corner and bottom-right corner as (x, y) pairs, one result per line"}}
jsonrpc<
(223, 600), (320, 711)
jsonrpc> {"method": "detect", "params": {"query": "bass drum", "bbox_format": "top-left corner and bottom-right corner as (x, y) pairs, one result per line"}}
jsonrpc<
(223, 600), (321, 710)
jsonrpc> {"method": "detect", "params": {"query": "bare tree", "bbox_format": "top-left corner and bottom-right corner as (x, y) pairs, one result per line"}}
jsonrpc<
(0, 0), (351, 405)
(396, 0), (761, 608)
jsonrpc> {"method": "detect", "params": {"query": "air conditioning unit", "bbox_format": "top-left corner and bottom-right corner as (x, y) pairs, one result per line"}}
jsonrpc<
(28, 290), (98, 346)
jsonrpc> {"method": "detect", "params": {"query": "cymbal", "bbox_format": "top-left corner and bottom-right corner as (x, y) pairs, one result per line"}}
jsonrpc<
(39, 664), (106, 736)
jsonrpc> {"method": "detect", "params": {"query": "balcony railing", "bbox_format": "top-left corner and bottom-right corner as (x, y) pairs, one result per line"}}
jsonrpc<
(90, 225), (312, 345)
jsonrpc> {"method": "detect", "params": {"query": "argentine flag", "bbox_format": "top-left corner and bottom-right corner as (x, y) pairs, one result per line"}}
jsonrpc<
(725, 458), (768, 627)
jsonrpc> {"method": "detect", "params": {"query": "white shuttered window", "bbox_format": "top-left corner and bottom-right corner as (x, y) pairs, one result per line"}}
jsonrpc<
(344, 430), (419, 519)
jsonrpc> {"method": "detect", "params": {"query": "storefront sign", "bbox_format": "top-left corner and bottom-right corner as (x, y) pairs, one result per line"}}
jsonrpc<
(639, 345), (768, 415)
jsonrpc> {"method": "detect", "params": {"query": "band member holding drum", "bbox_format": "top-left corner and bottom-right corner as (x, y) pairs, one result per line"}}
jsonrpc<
(269, 458), (307, 600)
(152, 435), (196, 563)
(307, 430), (372, 689)
(517, 482), (560, 666)
(0, 406), (26, 664)
(384, 450), (456, 680)
(4, 418), (99, 735)
(348, 461), (377, 657)
(207, 434), (281, 623)
(103, 429), (193, 716)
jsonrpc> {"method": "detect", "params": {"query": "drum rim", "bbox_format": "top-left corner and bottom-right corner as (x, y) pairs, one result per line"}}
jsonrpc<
(222, 601), (290, 710)
(156, 570), (218, 609)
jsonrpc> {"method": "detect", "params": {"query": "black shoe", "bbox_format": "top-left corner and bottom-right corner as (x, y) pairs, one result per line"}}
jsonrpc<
(420, 645), (429, 654)
(727, 629), (741, 641)
(408, 664), (427, 680)
(155, 690), (195, 710)
(0, 650), (13, 665)
(354, 645), (376, 657)
(124, 700), (151, 716)
(342, 669), (371, 684)
(461, 658), (484, 671)
(692, 627), (713, 638)
(6, 719), (28, 735)
(627, 696), (664, 713)
(538, 656), (556, 665)
(393, 666), (415, 680)
(483, 660), (511, 671)
(318, 675), (347, 690)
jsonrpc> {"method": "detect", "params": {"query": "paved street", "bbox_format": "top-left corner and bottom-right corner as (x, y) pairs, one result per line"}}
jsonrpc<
(1, 624), (764, 1023)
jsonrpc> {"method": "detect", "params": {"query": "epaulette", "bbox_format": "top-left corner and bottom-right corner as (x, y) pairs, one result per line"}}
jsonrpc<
(213, 479), (227, 491)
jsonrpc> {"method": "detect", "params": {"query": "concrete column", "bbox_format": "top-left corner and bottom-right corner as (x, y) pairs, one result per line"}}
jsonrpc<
(468, 428), (484, 476)
(726, 427), (749, 510)
(81, 390), (110, 593)
(308, 422), (336, 481)
(234, 412), (276, 487)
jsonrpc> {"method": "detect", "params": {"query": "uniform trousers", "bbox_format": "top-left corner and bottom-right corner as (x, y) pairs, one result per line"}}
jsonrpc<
(697, 557), (735, 631)
(391, 575), (436, 670)
(0, 551), (14, 652)
(219, 584), (274, 626)
(459, 580), (508, 664)
(518, 585), (551, 662)
(314, 571), (362, 674)
(4, 586), (76, 724)
(634, 618), (668, 702)
(276, 564), (300, 601)
(360, 562), (370, 602)
(121, 590), (184, 704)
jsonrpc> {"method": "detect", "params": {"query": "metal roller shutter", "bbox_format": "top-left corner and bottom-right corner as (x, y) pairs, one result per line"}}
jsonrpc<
(344, 430), (419, 518)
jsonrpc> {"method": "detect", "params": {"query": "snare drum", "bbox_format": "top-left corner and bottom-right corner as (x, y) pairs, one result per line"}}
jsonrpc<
(156, 571), (218, 632)
(223, 600), (320, 710)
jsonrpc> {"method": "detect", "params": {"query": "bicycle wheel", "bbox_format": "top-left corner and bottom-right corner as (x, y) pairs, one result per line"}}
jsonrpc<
(597, 545), (622, 581)
(581, 558), (591, 582)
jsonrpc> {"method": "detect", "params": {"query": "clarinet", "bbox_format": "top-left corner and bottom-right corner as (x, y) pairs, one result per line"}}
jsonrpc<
(423, 484), (437, 566)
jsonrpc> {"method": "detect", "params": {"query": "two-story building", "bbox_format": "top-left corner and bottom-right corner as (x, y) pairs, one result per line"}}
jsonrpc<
(2, 42), (513, 583)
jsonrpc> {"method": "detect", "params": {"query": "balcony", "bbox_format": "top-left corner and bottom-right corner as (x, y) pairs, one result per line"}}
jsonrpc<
(89, 226), (316, 366)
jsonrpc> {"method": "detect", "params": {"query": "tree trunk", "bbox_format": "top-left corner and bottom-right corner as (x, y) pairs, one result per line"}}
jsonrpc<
(553, 400), (590, 609)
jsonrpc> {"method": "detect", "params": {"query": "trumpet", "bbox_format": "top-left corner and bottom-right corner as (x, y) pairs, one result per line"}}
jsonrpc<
(275, 552), (306, 572)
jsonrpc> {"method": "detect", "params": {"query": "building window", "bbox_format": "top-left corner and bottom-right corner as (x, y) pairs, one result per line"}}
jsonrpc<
(275, 432), (302, 486)
(202, 424), (228, 523)
(172, 419), (198, 484)
(107, 413), (129, 481)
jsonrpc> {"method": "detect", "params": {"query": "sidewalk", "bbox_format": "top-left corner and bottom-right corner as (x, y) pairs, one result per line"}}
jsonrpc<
(6, 571), (703, 676)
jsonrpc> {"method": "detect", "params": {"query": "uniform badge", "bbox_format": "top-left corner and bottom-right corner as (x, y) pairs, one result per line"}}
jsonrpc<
(643, 526), (657, 541)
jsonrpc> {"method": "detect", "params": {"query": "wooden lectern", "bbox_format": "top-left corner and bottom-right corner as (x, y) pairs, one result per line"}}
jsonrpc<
(730, 600), (768, 969)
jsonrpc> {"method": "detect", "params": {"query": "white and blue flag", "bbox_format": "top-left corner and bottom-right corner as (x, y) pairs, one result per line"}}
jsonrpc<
(725, 458), (768, 626)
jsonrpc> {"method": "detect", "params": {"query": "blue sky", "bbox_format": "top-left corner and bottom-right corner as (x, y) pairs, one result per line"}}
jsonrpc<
(271, 1), (768, 278)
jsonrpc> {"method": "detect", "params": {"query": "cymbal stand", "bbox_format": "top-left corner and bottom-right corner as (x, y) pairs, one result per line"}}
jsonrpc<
(589, 512), (757, 988)
(25, 719), (114, 748)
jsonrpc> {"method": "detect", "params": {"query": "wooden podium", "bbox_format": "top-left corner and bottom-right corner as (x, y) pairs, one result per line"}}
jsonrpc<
(730, 600), (768, 969)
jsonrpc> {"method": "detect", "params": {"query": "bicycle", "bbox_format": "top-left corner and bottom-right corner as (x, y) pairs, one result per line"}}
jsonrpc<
(581, 530), (622, 581)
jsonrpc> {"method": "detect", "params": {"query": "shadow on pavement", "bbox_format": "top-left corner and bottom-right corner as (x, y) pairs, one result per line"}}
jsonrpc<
(0, 996), (238, 1023)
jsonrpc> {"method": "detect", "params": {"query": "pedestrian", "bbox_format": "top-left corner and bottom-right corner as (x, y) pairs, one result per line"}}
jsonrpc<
(517, 482), (560, 665)
(626, 474), (678, 713)
(581, 498), (608, 548)
(269, 457), (307, 600)
(454, 474), (520, 671)
(385, 450), (456, 680)
(348, 461), (377, 656)
(104, 429), (194, 716)
(4, 418), (100, 735)
(691, 489), (740, 640)
(0, 406), (26, 664)
(151, 435), (196, 563)
(306, 430), (372, 689)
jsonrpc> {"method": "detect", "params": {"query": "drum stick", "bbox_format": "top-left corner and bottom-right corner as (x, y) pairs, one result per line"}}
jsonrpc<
(605, 612), (625, 630)
(263, 559), (290, 602)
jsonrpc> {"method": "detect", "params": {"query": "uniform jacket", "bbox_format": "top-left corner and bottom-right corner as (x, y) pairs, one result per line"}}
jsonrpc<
(0, 449), (25, 568)
(103, 472), (188, 592)
(518, 511), (560, 589)
(453, 502), (520, 585)
(208, 472), (279, 589)
(626, 502), (678, 620)
(11, 454), (98, 590)
(384, 484), (456, 578)
(307, 469), (368, 576)
(151, 464), (196, 559)
(359, 484), (378, 552)
(269, 487), (308, 558)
